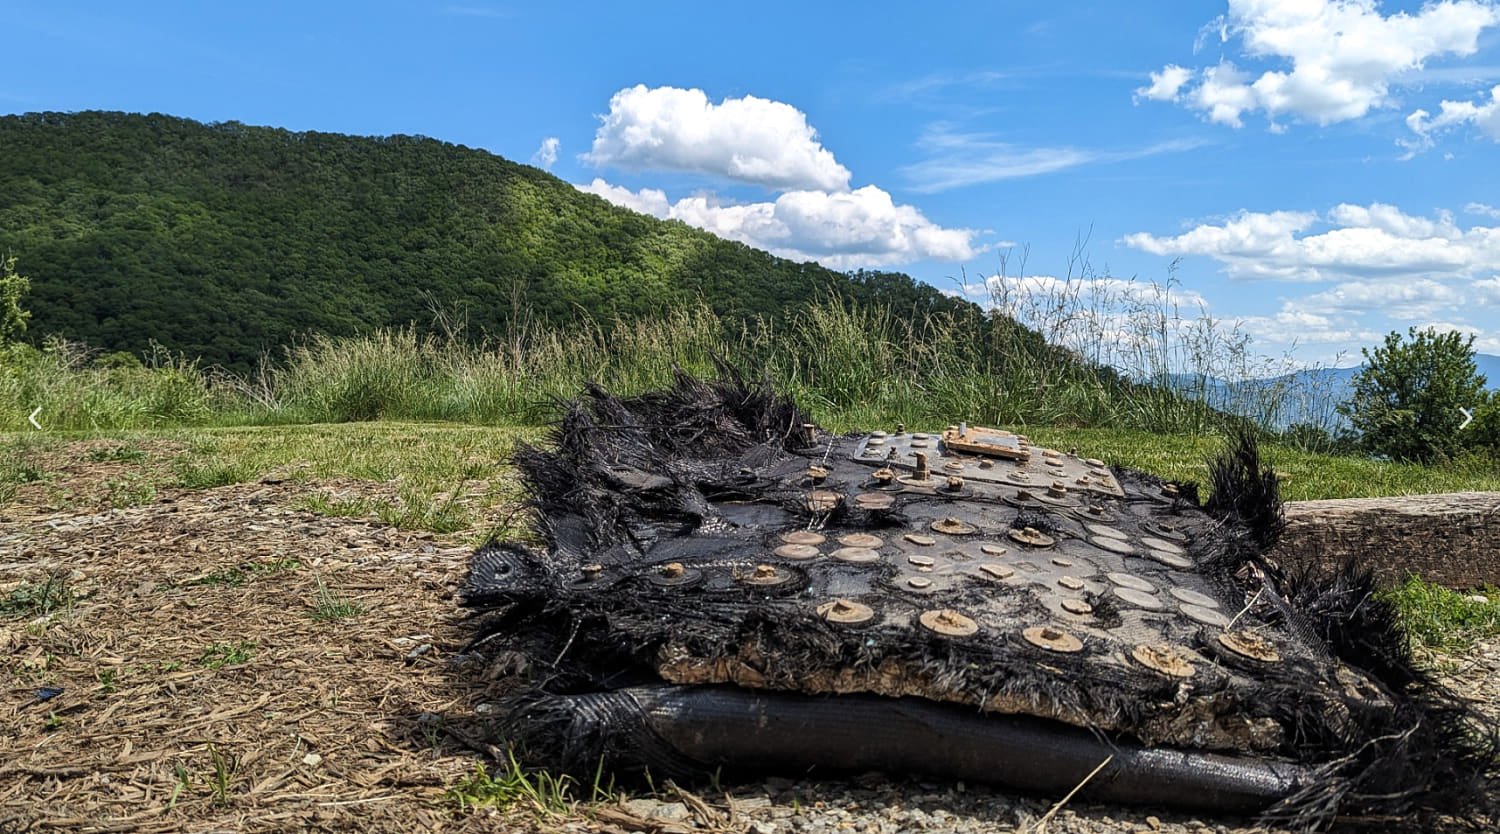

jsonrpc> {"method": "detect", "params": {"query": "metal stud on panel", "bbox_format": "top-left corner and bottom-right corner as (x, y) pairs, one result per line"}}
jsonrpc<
(1090, 537), (1134, 555)
(854, 492), (895, 511)
(740, 564), (794, 587)
(781, 531), (826, 546)
(818, 598), (875, 625)
(920, 609), (979, 637)
(1141, 537), (1186, 555)
(1023, 625), (1084, 653)
(932, 517), (978, 535)
(1145, 550), (1193, 569)
(1114, 587), (1167, 611)
(1008, 527), (1055, 548)
(1131, 643), (1196, 678)
(1181, 604), (1230, 627)
(832, 546), (881, 563)
(1061, 598), (1094, 615)
(978, 562), (1015, 580)
(649, 562), (702, 587)
(905, 533), (936, 546)
(839, 533), (884, 549)
(774, 544), (820, 560)
(1219, 631), (1281, 663)
(1107, 572), (1158, 593)
(1169, 587), (1220, 608)
(806, 490), (842, 512)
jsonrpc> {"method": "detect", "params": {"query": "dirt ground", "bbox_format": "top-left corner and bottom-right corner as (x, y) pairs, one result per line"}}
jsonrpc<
(2, 440), (1496, 834)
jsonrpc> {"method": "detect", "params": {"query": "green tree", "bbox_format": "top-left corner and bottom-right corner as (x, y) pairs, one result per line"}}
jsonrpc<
(1339, 327), (1487, 463)
(0, 255), (31, 346)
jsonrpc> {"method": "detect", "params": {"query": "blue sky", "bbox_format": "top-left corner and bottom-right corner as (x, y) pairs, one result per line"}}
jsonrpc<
(6, 0), (1500, 368)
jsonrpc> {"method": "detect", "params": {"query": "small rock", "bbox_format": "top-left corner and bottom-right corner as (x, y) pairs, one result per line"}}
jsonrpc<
(1466, 594), (1489, 604)
(623, 798), (660, 818)
(302, 752), (322, 766)
(749, 823), (777, 834)
(1145, 816), (1162, 831)
(652, 802), (690, 822)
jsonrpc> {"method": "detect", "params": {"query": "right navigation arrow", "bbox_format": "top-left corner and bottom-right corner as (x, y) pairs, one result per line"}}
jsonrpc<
(1459, 407), (1474, 430)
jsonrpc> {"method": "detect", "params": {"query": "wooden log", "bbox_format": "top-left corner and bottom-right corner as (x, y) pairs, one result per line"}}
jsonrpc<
(1271, 492), (1500, 589)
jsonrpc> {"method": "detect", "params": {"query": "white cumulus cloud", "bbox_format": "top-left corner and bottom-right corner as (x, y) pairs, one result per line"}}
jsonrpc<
(1137, 0), (1500, 129)
(576, 180), (977, 269)
(1406, 83), (1500, 146)
(530, 136), (560, 169)
(584, 84), (852, 192)
(1123, 202), (1500, 282)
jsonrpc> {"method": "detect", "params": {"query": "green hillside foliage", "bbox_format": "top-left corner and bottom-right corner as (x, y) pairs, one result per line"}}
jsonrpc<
(0, 111), (972, 370)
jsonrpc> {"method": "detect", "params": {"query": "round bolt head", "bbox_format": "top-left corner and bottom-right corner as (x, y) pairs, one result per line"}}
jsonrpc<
(806, 466), (829, 482)
(839, 533), (884, 549)
(1107, 572), (1158, 593)
(854, 492), (896, 511)
(831, 546), (881, 563)
(920, 609), (979, 637)
(1131, 644), (1195, 678)
(818, 598), (876, 625)
(978, 562), (1014, 580)
(872, 468), (896, 484)
(649, 563), (702, 587)
(1169, 587), (1219, 608)
(904, 533), (936, 546)
(740, 563), (794, 587)
(870, 430), (888, 439)
(1145, 549), (1193, 570)
(1057, 575), (1085, 591)
(1218, 631), (1281, 663)
(945, 476), (966, 492)
(1047, 481), (1068, 498)
(1140, 537), (1186, 555)
(806, 490), (842, 512)
(781, 530), (826, 546)
(907, 577), (934, 590)
(1180, 603), (1230, 627)
(1114, 587), (1166, 611)
(774, 544), (820, 560)
(1008, 527), (1056, 548)
(1143, 522), (1189, 542)
(943, 460), (966, 474)
(907, 554), (936, 567)
(979, 544), (1008, 556)
(1084, 458), (1106, 468)
(1089, 536), (1134, 555)
(1085, 523), (1127, 540)
(931, 517), (978, 535)
(661, 562), (685, 578)
(1061, 598), (1094, 615)
(1023, 625), (1084, 653)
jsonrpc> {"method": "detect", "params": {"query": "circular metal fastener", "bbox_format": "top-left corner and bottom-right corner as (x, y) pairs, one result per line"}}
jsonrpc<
(907, 577), (934, 590)
(1089, 537), (1135, 555)
(870, 430), (888, 439)
(910, 440), (929, 449)
(774, 544), (820, 560)
(943, 460), (966, 474)
(831, 547), (881, 564)
(1107, 572), (1158, 593)
(912, 432), (930, 440)
(1145, 550), (1193, 570)
(1131, 644), (1196, 678)
(1169, 587), (1220, 608)
(1023, 625), (1084, 653)
(806, 466), (829, 483)
(1114, 587), (1167, 611)
(978, 562), (1015, 580)
(905, 533), (936, 546)
(1047, 481), (1069, 499)
(806, 490), (843, 512)
(1008, 527), (1056, 548)
(920, 609), (979, 637)
(1141, 537), (1186, 555)
(871, 468), (897, 486)
(1042, 448), (1062, 459)
(1079, 504), (1118, 523)
(818, 599), (876, 626)
(931, 517), (978, 535)
(1219, 631), (1281, 663)
(945, 476), (966, 492)
(907, 554), (936, 567)
(740, 564), (795, 587)
(898, 475), (939, 488)
(980, 544), (1009, 556)
(839, 533), (884, 549)
(1181, 604), (1230, 627)
(649, 562), (702, 587)
(1084, 458), (1106, 468)
(854, 492), (895, 511)
(1085, 523), (1128, 540)
(781, 530), (826, 546)
(1144, 522), (1189, 542)
(1002, 471), (1033, 486)
(1051, 557), (1074, 567)
(1057, 575), (1085, 591)
(1061, 598), (1094, 615)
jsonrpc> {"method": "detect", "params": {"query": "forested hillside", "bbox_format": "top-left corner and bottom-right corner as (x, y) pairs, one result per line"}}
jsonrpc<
(0, 111), (972, 369)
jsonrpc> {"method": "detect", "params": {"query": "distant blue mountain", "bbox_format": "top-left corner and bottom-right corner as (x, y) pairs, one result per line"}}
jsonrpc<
(1167, 353), (1500, 431)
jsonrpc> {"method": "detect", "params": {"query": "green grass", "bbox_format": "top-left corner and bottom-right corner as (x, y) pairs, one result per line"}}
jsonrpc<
(197, 642), (255, 670)
(1384, 577), (1500, 651)
(446, 750), (600, 816)
(1, 574), (74, 618)
(310, 579), (362, 621)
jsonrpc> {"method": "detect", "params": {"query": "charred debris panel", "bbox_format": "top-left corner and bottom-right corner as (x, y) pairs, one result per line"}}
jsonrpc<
(461, 373), (1497, 830)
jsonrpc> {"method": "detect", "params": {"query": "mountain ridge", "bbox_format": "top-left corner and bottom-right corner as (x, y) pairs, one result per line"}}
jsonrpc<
(0, 110), (975, 370)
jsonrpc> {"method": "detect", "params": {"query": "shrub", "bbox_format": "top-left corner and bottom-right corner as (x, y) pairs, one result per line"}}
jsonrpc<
(1339, 328), (1487, 464)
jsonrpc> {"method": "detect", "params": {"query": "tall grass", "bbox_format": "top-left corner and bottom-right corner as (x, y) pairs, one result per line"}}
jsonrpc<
(0, 289), (1338, 436)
